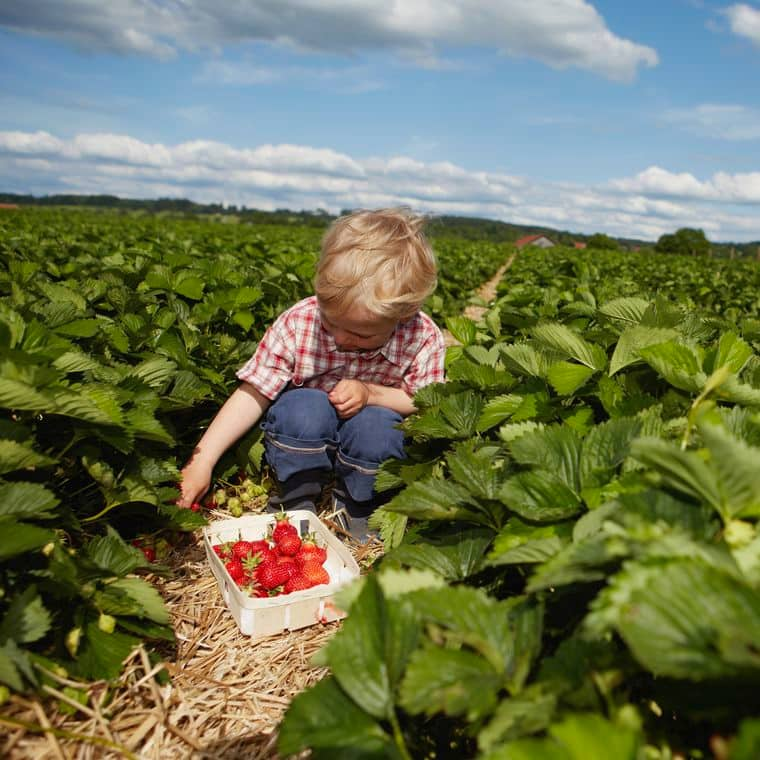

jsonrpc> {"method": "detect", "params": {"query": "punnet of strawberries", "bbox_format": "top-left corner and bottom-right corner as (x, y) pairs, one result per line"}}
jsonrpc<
(211, 510), (331, 597)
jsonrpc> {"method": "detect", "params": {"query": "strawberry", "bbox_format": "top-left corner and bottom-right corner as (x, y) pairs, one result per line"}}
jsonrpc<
(224, 558), (245, 583)
(212, 542), (231, 559)
(255, 560), (291, 591)
(276, 531), (302, 557)
(271, 510), (298, 543)
(140, 546), (156, 563)
(231, 540), (254, 560)
(296, 533), (327, 565)
(284, 572), (314, 594)
(274, 554), (299, 580)
(249, 539), (276, 563)
(300, 558), (330, 586)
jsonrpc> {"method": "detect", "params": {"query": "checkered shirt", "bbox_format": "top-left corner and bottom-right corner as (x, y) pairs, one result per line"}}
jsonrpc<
(236, 296), (446, 400)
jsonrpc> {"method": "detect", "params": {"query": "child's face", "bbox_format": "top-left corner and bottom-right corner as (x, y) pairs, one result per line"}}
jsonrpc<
(320, 304), (398, 352)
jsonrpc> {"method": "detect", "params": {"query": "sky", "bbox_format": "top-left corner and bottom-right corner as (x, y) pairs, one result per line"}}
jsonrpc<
(1, 1), (760, 243)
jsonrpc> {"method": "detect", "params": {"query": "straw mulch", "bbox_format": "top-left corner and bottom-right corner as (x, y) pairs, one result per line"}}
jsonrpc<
(1, 511), (384, 760)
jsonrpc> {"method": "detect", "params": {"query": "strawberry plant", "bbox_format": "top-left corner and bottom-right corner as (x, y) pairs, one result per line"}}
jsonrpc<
(280, 273), (760, 757)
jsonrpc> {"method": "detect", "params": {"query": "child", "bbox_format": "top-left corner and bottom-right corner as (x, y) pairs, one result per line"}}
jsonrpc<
(178, 207), (446, 540)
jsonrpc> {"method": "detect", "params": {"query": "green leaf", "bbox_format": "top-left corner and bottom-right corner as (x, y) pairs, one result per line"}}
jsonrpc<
(0, 439), (55, 475)
(597, 296), (650, 325)
(547, 361), (595, 395)
(400, 646), (501, 720)
(439, 392), (483, 437)
(85, 526), (142, 576)
(54, 318), (101, 338)
(73, 621), (140, 681)
(0, 640), (34, 691)
(579, 417), (641, 490)
(478, 689), (557, 751)
(609, 326), (680, 375)
(173, 273), (204, 300)
(500, 343), (550, 378)
(487, 519), (571, 566)
(0, 587), (51, 644)
(278, 676), (392, 758)
(325, 575), (419, 721)
(0, 481), (59, 519)
(127, 357), (176, 390)
(699, 423), (760, 518)
(0, 520), (55, 560)
(385, 528), (493, 581)
(631, 437), (724, 518)
(638, 340), (706, 393)
(588, 559), (760, 679)
(446, 315), (477, 345)
(96, 578), (170, 624)
(0, 378), (50, 411)
(447, 442), (504, 500)
(500, 472), (583, 523)
(477, 394), (525, 432)
(509, 425), (582, 493)
(384, 479), (475, 521)
(710, 331), (753, 375)
(549, 713), (640, 760)
(408, 587), (542, 684)
(531, 323), (607, 372)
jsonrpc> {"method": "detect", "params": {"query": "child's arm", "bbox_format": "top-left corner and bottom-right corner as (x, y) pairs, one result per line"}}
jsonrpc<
(177, 383), (271, 507)
(328, 379), (416, 418)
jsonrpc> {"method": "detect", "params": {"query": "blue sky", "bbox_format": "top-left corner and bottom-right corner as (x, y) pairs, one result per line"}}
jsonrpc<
(1, 1), (760, 242)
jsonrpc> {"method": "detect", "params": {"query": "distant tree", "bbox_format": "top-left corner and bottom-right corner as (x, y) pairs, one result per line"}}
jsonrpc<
(655, 227), (710, 257)
(586, 233), (620, 250)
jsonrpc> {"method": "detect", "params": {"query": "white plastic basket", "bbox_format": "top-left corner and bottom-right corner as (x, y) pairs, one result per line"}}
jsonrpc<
(203, 511), (360, 638)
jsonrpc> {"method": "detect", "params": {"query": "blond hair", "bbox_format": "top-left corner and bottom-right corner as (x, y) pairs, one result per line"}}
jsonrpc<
(315, 207), (438, 321)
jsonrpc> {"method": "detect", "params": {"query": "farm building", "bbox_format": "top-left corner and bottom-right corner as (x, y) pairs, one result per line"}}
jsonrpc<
(515, 233), (555, 249)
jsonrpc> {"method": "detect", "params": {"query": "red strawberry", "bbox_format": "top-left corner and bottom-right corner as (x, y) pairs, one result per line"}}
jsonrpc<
(212, 543), (231, 559)
(231, 540), (254, 560)
(276, 531), (302, 557)
(284, 572), (314, 593)
(255, 560), (291, 591)
(274, 554), (299, 580)
(272, 510), (298, 543)
(300, 558), (330, 586)
(249, 539), (276, 564)
(190, 501), (202, 512)
(296, 533), (327, 565)
(224, 559), (245, 583)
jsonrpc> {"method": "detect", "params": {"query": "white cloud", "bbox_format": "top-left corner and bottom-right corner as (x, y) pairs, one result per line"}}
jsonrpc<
(1, 130), (759, 241)
(725, 3), (760, 47)
(610, 165), (760, 203)
(663, 103), (760, 140)
(0, 0), (658, 81)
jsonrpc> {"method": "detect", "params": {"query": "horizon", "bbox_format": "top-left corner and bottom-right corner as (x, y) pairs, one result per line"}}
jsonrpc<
(2, 1), (760, 243)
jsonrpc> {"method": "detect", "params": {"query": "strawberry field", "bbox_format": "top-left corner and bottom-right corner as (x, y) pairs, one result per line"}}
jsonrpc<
(2, 207), (760, 758)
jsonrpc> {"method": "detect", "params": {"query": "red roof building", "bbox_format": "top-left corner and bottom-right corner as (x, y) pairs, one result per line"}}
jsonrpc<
(514, 233), (555, 249)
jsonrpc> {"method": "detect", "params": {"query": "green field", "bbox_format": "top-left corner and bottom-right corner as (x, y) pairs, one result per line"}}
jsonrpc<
(2, 207), (760, 758)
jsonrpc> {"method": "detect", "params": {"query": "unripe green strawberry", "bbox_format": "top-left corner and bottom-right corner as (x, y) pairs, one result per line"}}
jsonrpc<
(65, 627), (82, 657)
(214, 489), (227, 506)
(724, 519), (755, 548)
(227, 497), (243, 517)
(98, 613), (116, 634)
(0, 685), (9, 706)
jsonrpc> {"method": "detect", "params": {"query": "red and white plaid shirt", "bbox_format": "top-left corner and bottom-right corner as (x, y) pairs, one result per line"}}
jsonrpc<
(237, 296), (446, 400)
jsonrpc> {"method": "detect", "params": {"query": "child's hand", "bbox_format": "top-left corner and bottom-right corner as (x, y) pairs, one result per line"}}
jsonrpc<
(328, 379), (370, 418)
(177, 455), (212, 509)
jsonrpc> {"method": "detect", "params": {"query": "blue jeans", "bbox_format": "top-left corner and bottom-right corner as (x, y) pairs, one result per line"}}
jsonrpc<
(261, 388), (405, 506)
